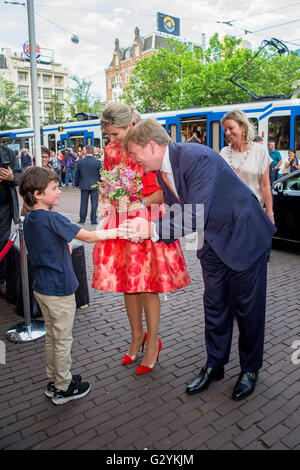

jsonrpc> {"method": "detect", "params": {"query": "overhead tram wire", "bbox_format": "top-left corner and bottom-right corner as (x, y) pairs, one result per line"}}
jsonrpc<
(228, 1), (300, 24)
(33, 10), (113, 51)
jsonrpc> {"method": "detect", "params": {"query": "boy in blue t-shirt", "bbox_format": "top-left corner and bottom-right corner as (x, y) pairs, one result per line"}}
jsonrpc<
(19, 167), (118, 405)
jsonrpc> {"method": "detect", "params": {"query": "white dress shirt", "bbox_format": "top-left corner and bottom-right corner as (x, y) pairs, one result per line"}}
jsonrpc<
(161, 146), (180, 199)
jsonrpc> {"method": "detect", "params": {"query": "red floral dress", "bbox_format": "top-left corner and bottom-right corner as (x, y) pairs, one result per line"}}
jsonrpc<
(92, 142), (190, 293)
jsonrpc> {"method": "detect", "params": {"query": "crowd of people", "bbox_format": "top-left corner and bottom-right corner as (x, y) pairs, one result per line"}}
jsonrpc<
(0, 104), (298, 407)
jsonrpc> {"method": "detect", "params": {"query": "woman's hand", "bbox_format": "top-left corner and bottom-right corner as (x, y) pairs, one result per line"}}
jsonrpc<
(266, 208), (275, 224)
(98, 198), (112, 217)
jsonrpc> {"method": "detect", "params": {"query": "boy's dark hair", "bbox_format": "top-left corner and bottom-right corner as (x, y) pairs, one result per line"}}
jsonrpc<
(41, 145), (50, 157)
(19, 166), (59, 207)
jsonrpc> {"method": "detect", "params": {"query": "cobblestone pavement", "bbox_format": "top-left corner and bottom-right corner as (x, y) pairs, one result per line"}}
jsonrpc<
(0, 189), (299, 450)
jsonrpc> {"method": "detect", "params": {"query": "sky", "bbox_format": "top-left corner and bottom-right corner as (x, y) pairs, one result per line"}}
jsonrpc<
(1, 0), (300, 100)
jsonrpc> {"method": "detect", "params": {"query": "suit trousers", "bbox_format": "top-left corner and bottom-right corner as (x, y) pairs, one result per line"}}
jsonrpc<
(200, 245), (268, 373)
(34, 291), (76, 391)
(79, 189), (98, 224)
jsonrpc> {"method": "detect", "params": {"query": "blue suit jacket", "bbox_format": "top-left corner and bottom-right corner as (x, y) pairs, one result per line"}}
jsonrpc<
(156, 142), (276, 272)
(75, 155), (102, 190)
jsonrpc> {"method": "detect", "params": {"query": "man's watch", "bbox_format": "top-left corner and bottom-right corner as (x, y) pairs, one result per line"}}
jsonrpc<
(140, 198), (146, 209)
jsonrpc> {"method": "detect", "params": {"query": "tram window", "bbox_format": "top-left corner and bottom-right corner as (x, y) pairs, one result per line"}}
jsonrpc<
(210, 121), (220, 152)
(167, 124), (177, 142)
(48, 134), (56, 152)
(61, 139), (67, 150)
(180, 116), (207, 144)
(295, 116), (300, 154)
(94, 138), (100, 148)
(268, 116), (290, 150)
(249, 118), (258, 137)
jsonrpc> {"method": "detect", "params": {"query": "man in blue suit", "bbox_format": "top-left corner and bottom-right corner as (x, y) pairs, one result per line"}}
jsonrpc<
(122, 118), (276, 401)
(75, 145), (102, 225)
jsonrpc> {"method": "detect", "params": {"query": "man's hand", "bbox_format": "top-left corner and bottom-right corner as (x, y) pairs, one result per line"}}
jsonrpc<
(0, 166), (14, 182)
(119, 217), (153, 241)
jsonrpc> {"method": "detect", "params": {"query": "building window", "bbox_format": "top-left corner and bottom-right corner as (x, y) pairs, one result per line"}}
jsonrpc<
(115, 74), (121, 86)
(54, 89), (63, 100)
(18, 85), (29, 98)
(54, 76), (63, 87)
(44, 103), (51, 114)
(125, 70), (130, 84)
(18, 71), (28, 82)
(43, 88), (52, 100)
(43, 74), (51, 84)
(107, 78), (111, 89)
(135, 46), (140, 56)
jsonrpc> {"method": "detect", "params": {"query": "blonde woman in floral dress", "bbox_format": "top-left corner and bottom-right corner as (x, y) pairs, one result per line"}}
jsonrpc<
(92, 103), (190, 374)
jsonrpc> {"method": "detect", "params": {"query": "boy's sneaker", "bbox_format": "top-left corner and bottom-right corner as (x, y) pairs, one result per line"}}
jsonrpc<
(52, 379), (91, 405)
(45, 374), (83, 398)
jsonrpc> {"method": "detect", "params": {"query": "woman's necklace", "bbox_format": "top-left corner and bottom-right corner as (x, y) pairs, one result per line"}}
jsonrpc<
(228, 142), (253, 174)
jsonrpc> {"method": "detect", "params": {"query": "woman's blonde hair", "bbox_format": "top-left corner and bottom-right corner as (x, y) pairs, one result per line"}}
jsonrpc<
(100, 103), (141, 130)
(221, 109), (256, 143)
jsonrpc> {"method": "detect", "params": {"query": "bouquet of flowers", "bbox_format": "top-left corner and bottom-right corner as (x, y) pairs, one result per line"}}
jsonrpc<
(94, 157), (143, 203)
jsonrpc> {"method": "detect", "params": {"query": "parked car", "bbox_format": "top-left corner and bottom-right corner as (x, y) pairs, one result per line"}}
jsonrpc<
(272, 169), (300, 243)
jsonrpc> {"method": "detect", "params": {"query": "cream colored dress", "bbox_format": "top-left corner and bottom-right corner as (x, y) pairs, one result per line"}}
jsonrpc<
(220, 142), (271, 206)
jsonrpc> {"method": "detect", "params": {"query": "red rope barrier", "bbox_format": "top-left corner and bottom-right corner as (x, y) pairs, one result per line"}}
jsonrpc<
(0, 233), (17, 262)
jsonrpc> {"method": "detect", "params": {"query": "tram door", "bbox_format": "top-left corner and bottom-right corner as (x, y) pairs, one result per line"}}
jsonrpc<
(69, 134), (85, 152)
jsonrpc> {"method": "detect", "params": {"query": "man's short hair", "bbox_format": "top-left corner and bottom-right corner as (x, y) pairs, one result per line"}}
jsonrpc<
(253, 135), (263, 142)
(124, 118), (171, 150)
(85, 144), (94, 155)
(19, 166), (59, 207)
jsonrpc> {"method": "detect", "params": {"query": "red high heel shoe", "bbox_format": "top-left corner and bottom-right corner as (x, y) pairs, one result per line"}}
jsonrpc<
(136, 339), (162, 375)
(121, 331), (148, 365)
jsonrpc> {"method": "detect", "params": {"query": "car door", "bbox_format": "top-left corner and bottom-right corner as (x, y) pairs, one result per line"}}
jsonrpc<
(272, 170), (300, 242)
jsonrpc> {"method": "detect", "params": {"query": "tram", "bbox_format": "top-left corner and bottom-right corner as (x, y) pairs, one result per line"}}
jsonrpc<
(1, 98), (299, 165)
(147, 98), (300, 162)
(0, 118), (102, 154)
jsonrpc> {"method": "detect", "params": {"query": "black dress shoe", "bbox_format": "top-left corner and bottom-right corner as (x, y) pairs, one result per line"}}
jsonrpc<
(232, 372), (258, 401)
(186, 366), (224, 395)
(77, 220), (85, 224)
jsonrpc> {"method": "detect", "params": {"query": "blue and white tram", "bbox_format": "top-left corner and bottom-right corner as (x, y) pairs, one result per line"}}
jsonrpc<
(1, 98), (299, 168)
(0, 126), (34, 154)
(144, 98), (300, 165)
(42, 119), (102, 152)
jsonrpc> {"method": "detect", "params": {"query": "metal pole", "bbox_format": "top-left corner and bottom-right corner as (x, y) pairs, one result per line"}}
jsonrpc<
(26, 0), (42, 167)
(19, 219), (32, 328)
(6, 218), (45, 343)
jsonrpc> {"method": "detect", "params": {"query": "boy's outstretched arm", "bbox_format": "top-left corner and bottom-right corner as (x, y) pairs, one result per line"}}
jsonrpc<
(75, 227), (118, 243)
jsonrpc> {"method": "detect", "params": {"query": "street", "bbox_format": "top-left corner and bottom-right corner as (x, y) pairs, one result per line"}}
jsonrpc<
(0, 188), (299, 450)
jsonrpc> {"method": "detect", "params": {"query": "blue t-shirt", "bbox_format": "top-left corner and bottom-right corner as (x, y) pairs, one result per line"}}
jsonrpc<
(23, 210), (81, 296)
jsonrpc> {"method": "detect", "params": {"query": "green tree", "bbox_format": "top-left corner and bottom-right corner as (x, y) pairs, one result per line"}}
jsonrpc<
(0, 78), (28, 130)
(69, 75), (104, 117)
(122, 34), (300, 112)
(45, 93), (64, 124)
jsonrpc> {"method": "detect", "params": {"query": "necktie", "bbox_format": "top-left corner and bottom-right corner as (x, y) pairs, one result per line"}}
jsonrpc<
(160, 171), (180, 202)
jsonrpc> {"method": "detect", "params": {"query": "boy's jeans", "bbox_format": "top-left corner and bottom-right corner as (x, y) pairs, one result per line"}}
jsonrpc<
(34, 291), (76, 391)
